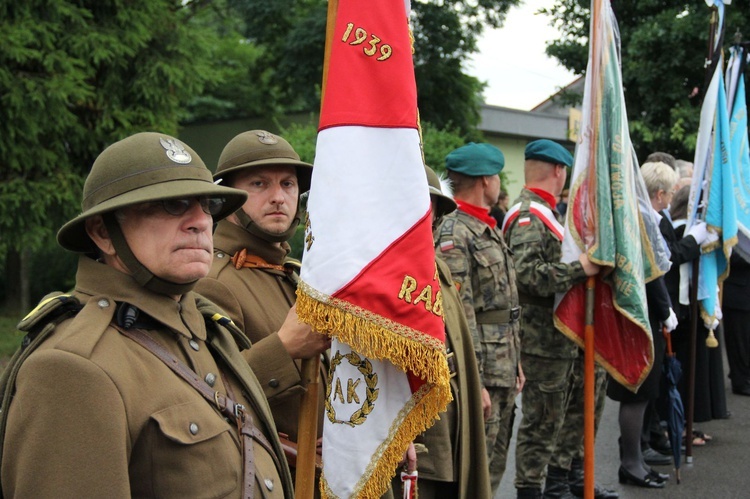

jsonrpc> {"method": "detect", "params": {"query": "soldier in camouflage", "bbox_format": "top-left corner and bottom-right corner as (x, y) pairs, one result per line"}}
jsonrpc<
(552, 356), (617, 499)
(434, 143), (523, 494)
(502, 140), (600, 499)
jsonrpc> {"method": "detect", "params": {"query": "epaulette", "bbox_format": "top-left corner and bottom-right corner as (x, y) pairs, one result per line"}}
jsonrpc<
(16, 293), (82, 351)
(194, 294), (252, 351)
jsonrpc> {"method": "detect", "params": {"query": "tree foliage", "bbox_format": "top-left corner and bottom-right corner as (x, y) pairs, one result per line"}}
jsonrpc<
(0, 0), (230, 308)
(542, 0), (750, 160)
(203, 0), (520, 135)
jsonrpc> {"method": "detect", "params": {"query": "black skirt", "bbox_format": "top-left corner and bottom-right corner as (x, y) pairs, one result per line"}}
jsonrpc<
(607, 318), (666, 403)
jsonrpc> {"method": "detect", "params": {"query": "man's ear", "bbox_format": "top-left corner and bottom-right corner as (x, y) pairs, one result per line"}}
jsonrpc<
(85, 215), (116, 256)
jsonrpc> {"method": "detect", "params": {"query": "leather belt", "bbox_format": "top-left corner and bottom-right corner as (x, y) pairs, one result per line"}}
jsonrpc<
(114, 325), (276, 499)
(475, 306), (521, 325)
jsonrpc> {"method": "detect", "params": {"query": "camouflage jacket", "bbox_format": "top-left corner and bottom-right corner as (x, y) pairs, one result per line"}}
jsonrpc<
(503, 188), (587, 359)
(435, 209), (520, 388)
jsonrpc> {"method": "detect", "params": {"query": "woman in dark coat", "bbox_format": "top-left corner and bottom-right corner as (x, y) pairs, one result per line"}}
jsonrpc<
(607, 161), (684, 488)
(669, 185), (729, 423)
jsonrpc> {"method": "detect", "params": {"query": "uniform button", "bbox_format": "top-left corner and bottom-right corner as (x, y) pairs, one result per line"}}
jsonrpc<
(269, 379), (280, 388)
(205, 373), (216, 387)
(189, 423), (199, 435)
(97, 299), (110, 308)
(217, 252), (225, 259)
(189, 339), (200, 351)
(264, 478), (274, 491)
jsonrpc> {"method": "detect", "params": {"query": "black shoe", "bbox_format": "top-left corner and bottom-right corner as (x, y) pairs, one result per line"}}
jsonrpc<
(647, 467), (670, 481)
(649, 438), (672, 456)
(568, 458), (619, 499)
(543, 466), (576, 499)
(618, 467), (666, 489)
(649, 430), (671, 455)
(732, 384), (750, 396)
(569, 483), (619, 499)
(642, 447), (672, 466)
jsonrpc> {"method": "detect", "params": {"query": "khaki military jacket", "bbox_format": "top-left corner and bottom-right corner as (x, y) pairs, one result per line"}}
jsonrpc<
(504, 188), (587, 359)
(195, 220), (325, 442)
(2, 256), (293, 498)
(414, 258), (491, 498)
(435, 209), (520, 388)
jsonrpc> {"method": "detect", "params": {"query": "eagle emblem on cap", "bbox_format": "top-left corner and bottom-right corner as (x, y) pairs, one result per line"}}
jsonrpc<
(256, 131), (278, 145)
(159, 138), (192, 164)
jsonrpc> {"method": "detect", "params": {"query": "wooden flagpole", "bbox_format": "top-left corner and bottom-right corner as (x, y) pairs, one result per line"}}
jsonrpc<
(583, 1), (602, 497)
(294, 2), (338, 497)
(686, 4), (720, 464)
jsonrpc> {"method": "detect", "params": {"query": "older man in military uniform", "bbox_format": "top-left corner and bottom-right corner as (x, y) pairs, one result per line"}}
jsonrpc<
(502, 139), (599, 499)
(1, 132), (293, 498)
(194, 131), (330, 484)
(434, 143), (523, 494)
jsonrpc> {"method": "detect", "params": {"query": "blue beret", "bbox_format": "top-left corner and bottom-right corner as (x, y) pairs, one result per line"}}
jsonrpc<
(524, 139), (574, 167)
(445, 143), (504, 176)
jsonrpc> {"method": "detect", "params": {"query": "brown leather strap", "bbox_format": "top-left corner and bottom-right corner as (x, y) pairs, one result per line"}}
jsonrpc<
(232, 249), (290, 273)
(114, 325), (263, 499)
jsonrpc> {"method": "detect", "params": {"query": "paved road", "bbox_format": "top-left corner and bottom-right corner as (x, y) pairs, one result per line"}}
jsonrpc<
(495, 354), (750, 498)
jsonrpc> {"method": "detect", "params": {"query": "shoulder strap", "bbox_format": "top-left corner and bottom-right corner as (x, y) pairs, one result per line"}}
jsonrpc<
(113, 325), (279, 499)
(194, 295), (252, 351)
(503, 201), (564, 241)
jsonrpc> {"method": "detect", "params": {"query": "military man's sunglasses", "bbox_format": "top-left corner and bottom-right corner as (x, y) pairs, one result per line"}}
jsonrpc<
(158, 196), (225, 216)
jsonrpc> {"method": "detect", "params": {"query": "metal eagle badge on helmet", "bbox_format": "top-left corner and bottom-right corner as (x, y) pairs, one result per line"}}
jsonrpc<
(160, 137), (192, 164)
(256, 131), (279, 145)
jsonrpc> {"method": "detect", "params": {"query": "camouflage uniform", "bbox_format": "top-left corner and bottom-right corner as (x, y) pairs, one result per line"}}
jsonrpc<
(503, 188), (588, 491)
(435, 209), (520, 492)
(550, 353), (608, 469)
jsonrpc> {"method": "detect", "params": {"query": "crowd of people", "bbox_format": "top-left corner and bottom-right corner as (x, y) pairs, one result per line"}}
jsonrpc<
(1, 131), (747, 499)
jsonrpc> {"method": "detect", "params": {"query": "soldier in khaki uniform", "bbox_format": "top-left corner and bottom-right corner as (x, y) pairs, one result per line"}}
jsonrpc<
(434, 143), (523, 494)
(502, 140), (599, 499)
(0, 132), (293, 498)
(194, 131), (330, 483)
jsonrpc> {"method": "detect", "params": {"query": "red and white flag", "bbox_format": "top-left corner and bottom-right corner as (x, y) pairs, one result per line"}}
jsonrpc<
(297, 0), (451, 497)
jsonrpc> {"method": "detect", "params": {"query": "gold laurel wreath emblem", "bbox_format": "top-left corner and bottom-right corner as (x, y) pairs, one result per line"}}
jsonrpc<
(325, 351), (379, 427)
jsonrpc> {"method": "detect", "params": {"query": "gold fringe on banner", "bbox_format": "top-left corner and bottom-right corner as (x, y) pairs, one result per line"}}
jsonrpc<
(319, 383), (447, 498)
(296, 283), (452, 498)
(296, 283), (451, 389)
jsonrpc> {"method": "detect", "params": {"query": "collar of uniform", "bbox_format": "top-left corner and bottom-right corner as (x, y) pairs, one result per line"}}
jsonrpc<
(451, 210), (504, 242)
(213, 219), (290, 266)
(525, 187), (558, 210)
(455, 199), (497, 228)
(74, 256), (206, 340)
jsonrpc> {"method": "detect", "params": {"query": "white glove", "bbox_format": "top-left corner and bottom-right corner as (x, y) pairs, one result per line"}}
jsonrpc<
(686, 221), (708, 245)
(664, 307), (678, 332)
(702, 228), (719, 247)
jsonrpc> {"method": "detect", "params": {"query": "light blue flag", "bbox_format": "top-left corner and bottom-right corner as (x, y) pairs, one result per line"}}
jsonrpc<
(727, 46), (750, 262)
(698, 71), (737, 326)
